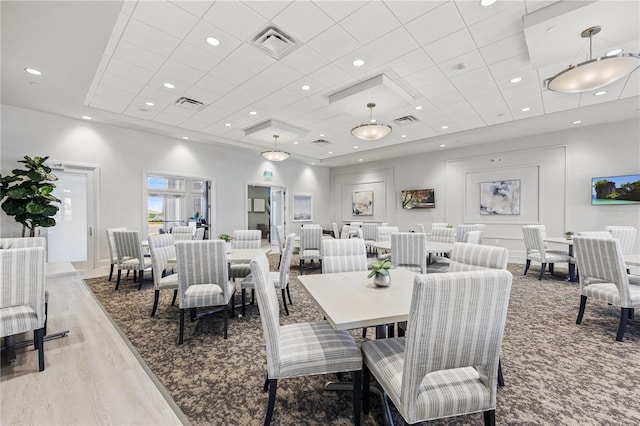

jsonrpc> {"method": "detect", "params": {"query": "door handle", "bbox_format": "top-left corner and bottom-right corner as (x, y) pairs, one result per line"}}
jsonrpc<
(89, 226), (93, 237)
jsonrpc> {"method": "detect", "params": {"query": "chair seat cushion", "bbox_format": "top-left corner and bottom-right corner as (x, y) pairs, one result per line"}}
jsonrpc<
(121, 257), (152, 270)
(396, 265), (423, 273)
(182, 280), (234, 308)
(426, 262), (450, 273)
(0, 305), (39, 337)
(583, 282), (640, 307)
(158, 273), (178, 290)
(628, 274), (640, 286)
(362, 337), (491, 424)
(241, 271), (281, 290)
(528, 252), (572, 263)
(277, 321), (361, 378)
(300, 249), (321, 260)
(230, 263), (251, 279)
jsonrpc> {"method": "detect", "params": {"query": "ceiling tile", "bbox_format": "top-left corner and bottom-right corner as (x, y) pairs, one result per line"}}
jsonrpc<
(308, 63), (353, 89)
(157, 59), (204, 86)
(487, 53), (534, 79)
(153, 105), (196, 126)
(405, 2), (465, 46)
(105, 57), (155, 84)
(112, 40), (165, 72)
(450, 67), (493, 89)
(244, 1), (292, 20)
(280, 45), (328, 76)
(89, 95), (128, 113)
(454, 0), (523, 26)
(180, 86), (220, 105)
(170, 42), (221, 73)
(99, 72), (146, 95)
(619, 74), (640, 100)
(121, 18), (180, 57)
(306, 25), (360, 61)
(137, 86), (182, 106)
(458, 80), (501, 100)
(259, 62), (303, 86)
(311, 0), (367, 23)
(193, 74), (236, 97)
(95, 84), (135, 103)
(500, 81), (541, 101)
(384, 0), (446, 24)
(225, 44), (276, 74)
(272, 1), (335, 43)
(207, 61), (254, 86)
(424, 29), (477, 64)
(202, 1), (268, 41)
(468, 3), (525, 47)
(183, 20), (243, 59)
(339, 1), (401, 45)
(479, 33), (528, 65)
(430, 90), (467, 108)
(387, 48), (434, 78)
(168, 1), (213, 18)
(242, 74), (282, 99)
(123, 102), (161, 120)
(438, 49), (487, 78)
(366, 27), (420, 64)
(579, 78), (627, 106)
(131, 0), (198, 39)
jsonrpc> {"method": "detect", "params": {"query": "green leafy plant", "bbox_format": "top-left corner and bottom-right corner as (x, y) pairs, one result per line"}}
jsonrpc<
(565, 231), (573, 236)
(218, 233), (233, 242)
(0, 156), (60, 237)
(368, 260), (391, 278)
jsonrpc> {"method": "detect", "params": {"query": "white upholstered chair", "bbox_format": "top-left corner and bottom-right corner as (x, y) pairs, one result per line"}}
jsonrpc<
(430, 226), (455, 243)
(448, 243), (509, 272)
(340, 224), (361, 239)
(0, 247), (47, 371)
(376, 225), (398, 261)
(172, 225), (194, 241)
(148, 234), (178, 317)
(193, 227), (205, 240)
(249, 251), (362, 425)
(332, 222), (340, 239)
(417, 223), (426, 234)
(106, 227), (126, 281)
(430, 222), (448, 231)
(242, 233), (296, 316)
(361, 223), (377, 253)
(175, 240), (235, 343)
(456, 224), (486, 243)
(113, 230), (152, 290)
(322, 238), (368, 274)
(465, 230), (483, 244)
(229, 230), (262, 281)
(605, 226), (637, 255)
(574, 236), (640, 341)
(522, 225), (573, 280)
(299, 226), (322, 274)
(362, 269), (512, 426)
(391, 232), (427, 274)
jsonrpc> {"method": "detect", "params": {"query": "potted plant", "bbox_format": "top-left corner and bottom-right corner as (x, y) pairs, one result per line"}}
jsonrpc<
(368, 260), (392, 287)
(218, 233), (233, 252)
(0, 155), (60, 237)
(565, 231), (574, 240)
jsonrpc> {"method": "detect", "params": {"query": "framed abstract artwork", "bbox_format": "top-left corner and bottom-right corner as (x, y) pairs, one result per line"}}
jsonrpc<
(352, 190), (373, 216)
(292, 193), (313, 222)
(480, 180), (521, 215)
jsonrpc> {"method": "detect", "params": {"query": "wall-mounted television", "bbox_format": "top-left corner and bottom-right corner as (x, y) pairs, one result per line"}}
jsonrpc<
(592, 174), (640, 205)
(401, 189), (435, 209)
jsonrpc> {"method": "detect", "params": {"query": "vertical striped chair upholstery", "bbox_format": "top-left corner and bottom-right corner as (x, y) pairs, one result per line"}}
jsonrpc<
(430, 222), (448, 232)
(249, 251), (362, 426)
(362, 269), (512, 425)
(106, 227), (126, 281)
(175, 240), (235, 343)
(417, 223), (426, 234)
(578, 231), (613, 238)
(465, 230), (483, 244)
(0, 247), (47, 371)
(299, 226), (323, 274)
(573, 236), (640, 341)
(605, 226), (637, 255)
(242, 234), (296, 316)
(322, 238), (368, 273)
(376, 226), (399, 261)
(193, 227), (205, 240)
(522, 225), (573, 280)
(276, 225), (286, 268)
(430, 227), (455, 244)
(448, 243), (509, 272)
(229, 230), (261, 280)
(361, 223), (378, 248)
(332, 223), (340, 239)
(113, 230), (152, 290)
(456, 224), (486, 243)
(172, 226), (194, 241)
(392, 232), (427, 274)
(148, 234), (178, 317)
(340, 225), (361, 239)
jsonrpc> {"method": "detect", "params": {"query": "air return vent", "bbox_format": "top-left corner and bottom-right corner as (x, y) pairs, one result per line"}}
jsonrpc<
(251, 26), (298, 59)
(175, 97), (204, 111)
(311, 139), (331, 145)
(393, 115), (419, 125)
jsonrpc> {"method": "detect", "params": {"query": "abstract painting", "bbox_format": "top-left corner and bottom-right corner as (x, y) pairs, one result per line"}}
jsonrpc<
(401, 189), (435, 209)
(480, 180), (520, 215)
(292, 193), (313, 221)
(352, 191), (373, 216)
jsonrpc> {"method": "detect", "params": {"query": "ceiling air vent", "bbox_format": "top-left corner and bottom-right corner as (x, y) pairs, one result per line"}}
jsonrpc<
(393, 115), (419, 126)
(175, 97), (204, 111)
(311, 139), (331, 146)
(251, 26), (298, 59)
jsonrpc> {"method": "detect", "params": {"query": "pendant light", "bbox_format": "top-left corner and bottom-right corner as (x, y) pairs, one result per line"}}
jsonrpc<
(261, 134), (290, 161)
(351, 103), (392, 141)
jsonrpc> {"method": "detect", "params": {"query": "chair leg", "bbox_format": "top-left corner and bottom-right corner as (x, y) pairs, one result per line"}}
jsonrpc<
(133, 270), (138, 282)
(35, 327), (45, 372)
(523, 259), (531, 275)
(263, 374), (270, 391)
(353, 370), (362, 426)
(223, 303), (229, 339)
(629, 308), (635, 320)
(549, 263), (554, 275)
(363, 364), (371, 414)
(190, 308), (196, 322)
(108, 264), (114, 281)
(252, 289), (255, 304)
(179, 309), (185, 344)
(299, 259), (303, 275)
(242, 289), (246, 317)
(151, 290), (160, 316)
(286, 286), (292, 304)
(484, 409), (495, 426)
(115, 270), (122, 290)
(44, 301), (48, 336)
(538, 263), (546, 280)
(498, 358), (505, 387)
(277, 255), (282, 269)
(265, 379), (278, 426)
(171, 290), (177, 305)
(361, 328), (367, 339)
(616, 308), (630, 341)
(576, 295), (587, 324)
(281, 289), (289, 316)
(138, 269), (144, 290)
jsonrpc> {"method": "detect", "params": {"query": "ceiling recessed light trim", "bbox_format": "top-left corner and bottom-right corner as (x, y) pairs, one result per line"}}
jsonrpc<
(261, 134), (290, 162)
(82, 115), (92, 120)
(145, 101), (155, 107)
(24, 68), (42, 76)
(594, 90), (607, 96)
(352, 59), (365, 67)
(351, 102), (392, 141)
(480, 0), (497, 6)
(206, 37), (220, 46)
(572, 120), (583, 125)
(510, 77), (522, 83)
(164, 82), (175, 89)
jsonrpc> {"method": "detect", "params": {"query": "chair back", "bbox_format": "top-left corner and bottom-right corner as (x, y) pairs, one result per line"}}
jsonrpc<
(455, 224), (485, 243)
(172, 226), (194, 240)
(250, 251), (281, 377)
(175, 240), (230, 309)
(322, 238), (368, 273)
(377, 226), (399, 242)
(0, 237), (46, 249)
(448, 243), (508, 272)
(340, 225), (361, 239)
(401, 270), (512, 419)
(148, 233), (174, 249)
(417, 224), (425, 234)
(522, 225), (554, 261)
(148, 235), (177, 290)
(232, 230), (261, 249)
(573, 236), (632, 306)
(605, 226), (637, 255)
(300, 226), (322, 252)
(279, 234), (296, 285)
(113, 230), (145, 266)
(392, 232), (427, 274)
(350, 221), (363, 227)
(332, 223), (340, 239)
(464, 230), (482, 244)
(194, 227), (205, 240)
(430, 227), (455, 244)
(430, 223), (448, 231)
(106, 227), (126, 262)
(276, 225), (285, 250)
(361, 223), (378, 241)
(0, 247), (46, 336)
(577, 231), (613, 238)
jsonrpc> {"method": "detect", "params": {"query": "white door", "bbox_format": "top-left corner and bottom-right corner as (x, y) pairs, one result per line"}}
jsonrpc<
(270, 188), (285, 243)
(47, 167), (96, 269)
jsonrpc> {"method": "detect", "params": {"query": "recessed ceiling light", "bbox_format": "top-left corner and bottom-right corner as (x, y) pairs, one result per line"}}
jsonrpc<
(440, 144), (446, 147)
(182, 136), (189, 140)
(594, 90), (607, 96)
(293, 141), (299, 144)
(606, 48), (623, 56)
(572, 120), (582, 125)
(319, 133), (325, 137)
(510, 77), (522, 84)
(328, 151), (333, 154)
(546, 27), (556, 33)
(358, 159), (363, 162)
(206, 37), (220, 46)
(224, 122), (231, 127)
(480, 0), (497, 6)
(24, 68), (42, 76)
(354, 145), (359, 149)
(311, 162), (315, 165)
(441, 125), (449, 129)
(145, 101), (155, 107)
(301, 85), (310, 91)
(401, 134), (407, 138)
(521, 107), (531, 112)
(164, 82), (175, 89)
(352, 59), (365, 67)
(82, 115), (92, 120)
(414, 105), (423, 110)
(249, 111), (257, 115)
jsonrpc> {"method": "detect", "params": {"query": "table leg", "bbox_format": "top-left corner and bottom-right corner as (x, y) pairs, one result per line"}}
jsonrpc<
(568, 245), (578, 282)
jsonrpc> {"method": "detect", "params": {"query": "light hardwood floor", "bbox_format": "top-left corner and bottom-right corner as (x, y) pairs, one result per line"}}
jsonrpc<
(1, 265), (188, 425)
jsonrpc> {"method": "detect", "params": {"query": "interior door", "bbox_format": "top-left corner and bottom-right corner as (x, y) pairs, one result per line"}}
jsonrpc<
(46, 166), (95, 269)
(270, 188), (285, 243)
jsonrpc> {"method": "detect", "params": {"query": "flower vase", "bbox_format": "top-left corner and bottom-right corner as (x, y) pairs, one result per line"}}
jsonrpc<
(373, 272), (391, 287)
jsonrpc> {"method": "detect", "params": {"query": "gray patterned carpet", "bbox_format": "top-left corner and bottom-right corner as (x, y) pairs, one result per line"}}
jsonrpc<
(84, 256), (640, 426)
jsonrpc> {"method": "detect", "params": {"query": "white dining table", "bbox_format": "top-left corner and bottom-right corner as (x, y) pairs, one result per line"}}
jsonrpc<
(369, 240), (453, 254)
(168, 247), (271, 265)
(624, 254), (640, 267)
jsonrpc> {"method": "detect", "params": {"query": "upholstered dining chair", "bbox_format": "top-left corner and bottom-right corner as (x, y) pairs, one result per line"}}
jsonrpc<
(605, 226), (637, 255)
(113, 230), (152, 290)
(522, 225), (573, 280)
(193, 227), (205, 240)
(430, 226), (455, 244)
(172, 225), (194, 241)
(573, 236), (640, 341)
(249, 251), (362, 426)
(106, 227), (126, 281)
(322, 238), (368, 274)
(362, 269), (512, 426)
(275, 225), (286, 268)
(147, 234), (178, 317)
(417, 223), (426, 234)
(0, 247), (47, 371)
(465, 230), (483, 244)
(430, 222), (449, 231)
(299, 226), (322, 274)
(376, 225), (399, 261)
(175, 240), (235, 343)
(242, 233), (296, 316)
(391, 232), (427, 274)
(456, 224), (486, 243)
(332, 222), (340, 239)
(229, 230), (262, 281)
(340, 224), (361, 239)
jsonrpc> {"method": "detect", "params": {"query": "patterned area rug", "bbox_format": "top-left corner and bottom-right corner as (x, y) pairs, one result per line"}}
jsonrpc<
(84, 256), (640, 425)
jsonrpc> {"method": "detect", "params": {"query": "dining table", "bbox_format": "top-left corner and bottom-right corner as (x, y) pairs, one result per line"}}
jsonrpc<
(543, 237), (577, 282)
(624, 254), (640, 267)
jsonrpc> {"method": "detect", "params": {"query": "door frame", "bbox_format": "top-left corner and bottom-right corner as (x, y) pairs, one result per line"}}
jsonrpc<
(245, 182), (288, 239)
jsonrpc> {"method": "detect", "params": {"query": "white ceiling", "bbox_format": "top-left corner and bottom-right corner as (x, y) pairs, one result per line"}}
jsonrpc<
(2, 0), (639, 167)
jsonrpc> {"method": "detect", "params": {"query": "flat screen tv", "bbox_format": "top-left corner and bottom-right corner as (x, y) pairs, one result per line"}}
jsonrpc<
(591, 174), (640, 205)
(401, 189), (435, 209)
